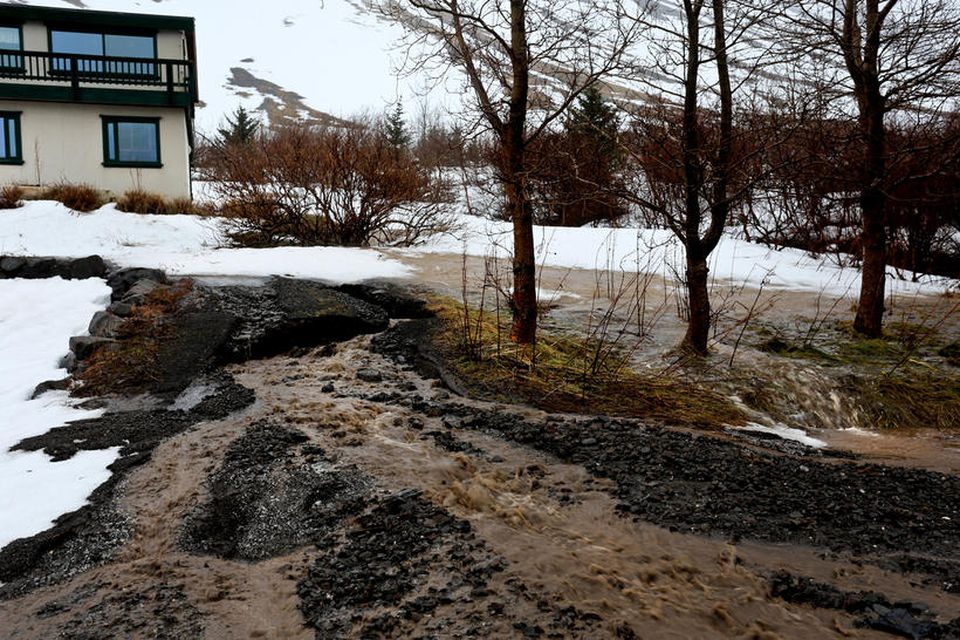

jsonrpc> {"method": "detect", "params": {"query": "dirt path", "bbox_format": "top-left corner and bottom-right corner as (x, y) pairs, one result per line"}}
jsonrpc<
(4, 329), (957, 638)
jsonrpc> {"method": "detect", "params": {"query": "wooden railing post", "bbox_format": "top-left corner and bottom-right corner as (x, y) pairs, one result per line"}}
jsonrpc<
(70, 55), (80, 99)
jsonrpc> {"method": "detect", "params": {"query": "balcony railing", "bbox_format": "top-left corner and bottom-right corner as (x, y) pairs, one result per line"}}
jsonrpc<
(0, 49), (197, 102)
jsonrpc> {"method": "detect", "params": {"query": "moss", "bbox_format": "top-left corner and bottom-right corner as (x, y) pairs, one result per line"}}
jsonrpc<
(429, 298), (746, 428)
(758, 336), (836, 362)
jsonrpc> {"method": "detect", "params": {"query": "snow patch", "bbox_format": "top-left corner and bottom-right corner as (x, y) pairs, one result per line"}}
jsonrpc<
(731, 422), (828, 449)
(0, 277), (117, 549)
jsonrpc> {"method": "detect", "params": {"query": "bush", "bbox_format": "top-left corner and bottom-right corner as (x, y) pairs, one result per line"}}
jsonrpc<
(115, 190), (218, 216)
(116, 189), (170, 214)
(43, 183), (104, 212)
(0, 184), (23, 209)
(201, 120), (451, 247)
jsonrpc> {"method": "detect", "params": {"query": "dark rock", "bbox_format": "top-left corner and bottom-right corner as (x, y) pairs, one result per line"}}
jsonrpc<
(106, 268), (168, 301)
(0, 256), (107, 280)
(151, 311), (238, 394)
(106, 302), (133, 317)
(31, 378), (72, 399)
(58, 352), (77, 373)
(65, 255), (107, 280)
(321, 382), (335, 393)
(356, 368), (383, 383)
(87, 311), (124, 338)
(68, 336), (116, 361)
(274, 277), (388, 339)
(121, 279), (162, 305)
(336, 281), (433, 319)
(0, 256), (26, 273)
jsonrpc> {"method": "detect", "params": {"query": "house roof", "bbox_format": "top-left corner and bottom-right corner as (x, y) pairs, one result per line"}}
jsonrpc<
(0, 4), (195, 33)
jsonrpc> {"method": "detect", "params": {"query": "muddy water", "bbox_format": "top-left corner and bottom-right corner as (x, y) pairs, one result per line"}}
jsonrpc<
(232, 337), (939, 638)
(3, 333), (956, 638)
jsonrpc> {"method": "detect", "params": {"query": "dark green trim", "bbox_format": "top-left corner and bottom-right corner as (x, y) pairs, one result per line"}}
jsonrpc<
(101, 115), (162, 168)
(0, 110), (22, 164)
(0, 7), (194, 34)
(0, 83), (193, 108)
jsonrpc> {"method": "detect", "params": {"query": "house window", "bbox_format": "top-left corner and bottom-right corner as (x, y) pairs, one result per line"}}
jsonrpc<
(0, 112), (22, 164)
(51, 29), (156, 76)
(0, 25), (23, 70)
(101, 116), (161, 167)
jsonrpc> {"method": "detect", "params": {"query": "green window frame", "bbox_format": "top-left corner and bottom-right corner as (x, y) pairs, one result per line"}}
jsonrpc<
(0, 24), (24, 72)
(0, 111), (23, 165)
(101, 115), (162, 168)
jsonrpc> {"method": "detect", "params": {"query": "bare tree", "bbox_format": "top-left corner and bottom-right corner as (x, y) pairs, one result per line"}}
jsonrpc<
(361, 0), (644, 344)
(619, 0), (779, 355)
(783, 0), (960, 337)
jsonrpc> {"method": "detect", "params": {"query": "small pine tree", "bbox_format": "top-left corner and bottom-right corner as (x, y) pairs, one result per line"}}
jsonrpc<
(384, 101), (411, 150)
(217, 106), (260, 146)
(566, 86), (620, 165)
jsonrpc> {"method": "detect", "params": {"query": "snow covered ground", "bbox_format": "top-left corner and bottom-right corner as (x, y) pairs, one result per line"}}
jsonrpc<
(0, 202), (414, 282)
(0, 277), (118, 549)
(0, 200), (956, 296)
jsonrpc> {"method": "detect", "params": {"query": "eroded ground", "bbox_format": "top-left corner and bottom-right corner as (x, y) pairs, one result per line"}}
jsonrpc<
(2, 328), (959, 639)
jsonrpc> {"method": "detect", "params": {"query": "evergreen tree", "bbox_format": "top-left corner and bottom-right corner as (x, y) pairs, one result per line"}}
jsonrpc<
(565, 86), (620, 166)
(217, 106), (260, 146)
(384, 101), (411, 150)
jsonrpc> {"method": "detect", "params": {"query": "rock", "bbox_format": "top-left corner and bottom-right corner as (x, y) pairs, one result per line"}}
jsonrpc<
(88, 311), (125, 338)
(0, 256), (106, 280)
(121, 279), (162, 305)
(65, 255), (107, 280)
(31, 378), (72, 399)
(58, 351), (77, 372)
(0, 256), (26, 274)
(69, 336), (117, 361)
(16, 258), (58, 279)
(150, 311), (239, 394)
(106, 267), (168, 300)
(246, 278), (388, 356)
(356, 368), (383, 383)
(107, 301), (133, 317)
(336, 282), (432, 319)
(321, 382), (335, 393)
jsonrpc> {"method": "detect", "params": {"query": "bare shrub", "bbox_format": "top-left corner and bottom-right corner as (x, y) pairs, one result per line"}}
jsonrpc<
(204, 121), (451, 247)
(43, 183), (104, 212)
(0, 184), (23, 209)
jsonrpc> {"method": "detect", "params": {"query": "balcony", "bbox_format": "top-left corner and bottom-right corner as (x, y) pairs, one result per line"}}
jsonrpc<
(0, 49), (197, 108)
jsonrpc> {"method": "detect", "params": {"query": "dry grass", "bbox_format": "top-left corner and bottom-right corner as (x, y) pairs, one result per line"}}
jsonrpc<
(845, 371), (960, 431)
(430, 298), (746, 427)
(0, 184), (24, 209)
(78, 280), (193, 395)
(43, 183), (105, 212)
(115, 190), (217, 216)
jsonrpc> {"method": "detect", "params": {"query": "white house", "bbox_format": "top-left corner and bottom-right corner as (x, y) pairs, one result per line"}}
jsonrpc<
(0, 5), (197, 199)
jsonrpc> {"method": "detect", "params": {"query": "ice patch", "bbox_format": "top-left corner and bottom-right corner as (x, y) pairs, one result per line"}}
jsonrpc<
(731, 422), (828, 449)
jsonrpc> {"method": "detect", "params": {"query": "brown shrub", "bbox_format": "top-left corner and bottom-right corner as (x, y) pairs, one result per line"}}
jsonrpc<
(44, 183), (104, 212)
(116, 189), (170, 215)
(201, 120), (451, 247)
(0, 184), (24, 209)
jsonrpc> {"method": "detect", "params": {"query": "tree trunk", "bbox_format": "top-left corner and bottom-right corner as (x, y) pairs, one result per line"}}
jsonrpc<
(506, 0), (536, 345)
(853, 107), (887, 337)
(683, 248), (711, 355)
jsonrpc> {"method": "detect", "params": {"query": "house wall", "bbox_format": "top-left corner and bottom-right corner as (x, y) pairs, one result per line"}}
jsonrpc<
(0, 100), (191, 199)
